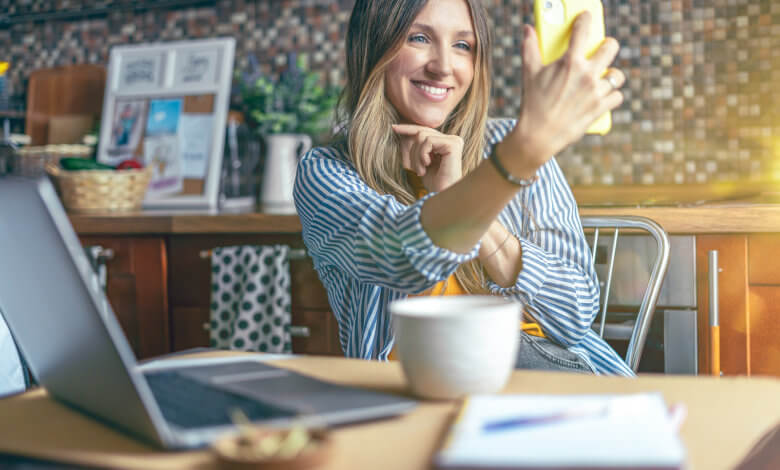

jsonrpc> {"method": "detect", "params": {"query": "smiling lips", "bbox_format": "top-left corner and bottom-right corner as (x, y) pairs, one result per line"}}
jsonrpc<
(412, 80), (451, 101)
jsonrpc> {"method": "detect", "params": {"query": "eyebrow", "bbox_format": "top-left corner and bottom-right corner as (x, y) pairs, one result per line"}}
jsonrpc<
(410, 23), (476, 39)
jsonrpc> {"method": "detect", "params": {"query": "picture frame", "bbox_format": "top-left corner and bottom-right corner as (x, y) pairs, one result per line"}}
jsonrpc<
(97, 37), (235, 209)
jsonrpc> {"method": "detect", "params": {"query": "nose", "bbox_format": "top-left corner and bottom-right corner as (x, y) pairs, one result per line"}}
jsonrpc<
(425, 45), (453, 77)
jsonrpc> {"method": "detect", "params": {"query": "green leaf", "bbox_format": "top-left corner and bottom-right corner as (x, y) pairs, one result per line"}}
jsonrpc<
(236, 60), (340, 137)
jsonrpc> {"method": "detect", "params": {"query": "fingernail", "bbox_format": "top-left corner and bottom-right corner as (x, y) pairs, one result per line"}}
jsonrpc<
(524, 25), (530, 39)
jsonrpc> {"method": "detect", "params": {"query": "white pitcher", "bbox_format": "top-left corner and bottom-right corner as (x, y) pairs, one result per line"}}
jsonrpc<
(260, 133), (312, 214)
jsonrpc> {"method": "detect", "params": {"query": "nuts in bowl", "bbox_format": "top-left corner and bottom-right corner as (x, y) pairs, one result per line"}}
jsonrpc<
(212, 411), (331, 470)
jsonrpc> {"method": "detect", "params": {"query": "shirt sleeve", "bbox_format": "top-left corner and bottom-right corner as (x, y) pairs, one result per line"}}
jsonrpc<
(293, 147), (480, 294)
(484, 120), (601, 348)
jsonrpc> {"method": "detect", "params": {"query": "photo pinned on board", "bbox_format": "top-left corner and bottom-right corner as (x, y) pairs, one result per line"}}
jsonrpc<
(105, 98), (147, 163)
(143, 99), (184, 197)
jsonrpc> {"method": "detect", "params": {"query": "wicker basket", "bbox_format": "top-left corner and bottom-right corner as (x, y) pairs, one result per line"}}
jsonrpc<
(15, 145), (93, 178)
(45, 162), (153, 212)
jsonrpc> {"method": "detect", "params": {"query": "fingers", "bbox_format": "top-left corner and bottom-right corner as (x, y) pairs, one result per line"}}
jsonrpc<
(589, 37), (619, 73)
(399, 139), (412, 172)
(393, 124), (420, 174)
(568, 11), (592, 59)
(522, 25), (542, 77)
(392, 123), (428, 136)
(592, 81), (624, 120)
(597, 68), (626, 96)
(393, 124), (434, 176)
(412, 139), (431, 175)
(393, 124), (463, 179)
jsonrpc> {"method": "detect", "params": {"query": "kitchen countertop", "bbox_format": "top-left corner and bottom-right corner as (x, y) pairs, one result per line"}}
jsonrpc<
(69, 183), (780, 235)
(71, 210), (303, 234)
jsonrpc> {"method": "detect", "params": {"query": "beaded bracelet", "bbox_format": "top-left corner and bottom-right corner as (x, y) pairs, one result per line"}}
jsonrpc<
(488, 144), (539, 187)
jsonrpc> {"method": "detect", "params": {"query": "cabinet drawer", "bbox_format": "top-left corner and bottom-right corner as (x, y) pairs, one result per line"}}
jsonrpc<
(79, 236), (168, 359)
(171, 306), (210, 351)
(748, 285), (780, 377)
(290, 309), (341, 356)
(291, 257), (330, 310)
(748, 234), (780, 285)
(168, 234), (304, 307)
(171, 305), (341, 356)
(168, 234), (335, 355)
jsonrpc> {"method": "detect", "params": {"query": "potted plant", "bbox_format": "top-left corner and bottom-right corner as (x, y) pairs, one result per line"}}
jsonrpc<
(236, 54), (339, 214)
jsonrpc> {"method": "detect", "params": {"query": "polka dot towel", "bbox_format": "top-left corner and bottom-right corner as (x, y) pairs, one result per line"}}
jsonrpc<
(209, 245), (292, 354)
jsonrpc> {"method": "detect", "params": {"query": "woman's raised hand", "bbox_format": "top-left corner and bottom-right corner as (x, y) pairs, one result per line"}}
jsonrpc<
(504, 12), (625, 177)
(392, 124), (464, 193)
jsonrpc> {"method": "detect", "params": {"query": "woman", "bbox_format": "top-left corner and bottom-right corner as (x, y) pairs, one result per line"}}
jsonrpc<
(293, 0), (632, 375)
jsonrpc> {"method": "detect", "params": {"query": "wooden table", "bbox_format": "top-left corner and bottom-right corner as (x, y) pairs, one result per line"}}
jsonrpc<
(0, 355), (778, 469)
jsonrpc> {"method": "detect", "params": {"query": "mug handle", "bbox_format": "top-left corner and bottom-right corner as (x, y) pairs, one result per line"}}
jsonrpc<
(296, 135), (313, 159)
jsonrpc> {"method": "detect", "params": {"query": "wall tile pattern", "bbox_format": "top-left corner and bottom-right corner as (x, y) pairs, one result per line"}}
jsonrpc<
(1, 0), (778, 185)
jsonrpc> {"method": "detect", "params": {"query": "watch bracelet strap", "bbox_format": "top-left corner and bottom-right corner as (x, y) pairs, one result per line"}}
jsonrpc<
(488, 143), (539, 187)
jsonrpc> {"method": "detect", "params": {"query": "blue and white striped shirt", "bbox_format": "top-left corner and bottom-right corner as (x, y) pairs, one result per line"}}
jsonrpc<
(293, 118), (634, 376)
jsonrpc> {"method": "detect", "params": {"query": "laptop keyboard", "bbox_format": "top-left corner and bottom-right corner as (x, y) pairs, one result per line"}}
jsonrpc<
(144, 371), (298, 429)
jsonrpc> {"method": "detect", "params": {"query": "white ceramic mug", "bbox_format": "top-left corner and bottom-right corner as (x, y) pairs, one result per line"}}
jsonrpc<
(390, 295), (521, 400)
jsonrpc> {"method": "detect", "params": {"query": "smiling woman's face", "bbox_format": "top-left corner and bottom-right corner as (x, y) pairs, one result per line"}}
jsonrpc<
(384, 0), (476, 128)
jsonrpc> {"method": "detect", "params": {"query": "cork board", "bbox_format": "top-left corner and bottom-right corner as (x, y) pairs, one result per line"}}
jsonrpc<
(97, 38), (235, 209)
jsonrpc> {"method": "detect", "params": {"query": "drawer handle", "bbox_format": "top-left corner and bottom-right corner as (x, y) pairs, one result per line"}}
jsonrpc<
(203, 323), (311, 339)
(289, 326), (311, 338)
(95, 247), (115, 261)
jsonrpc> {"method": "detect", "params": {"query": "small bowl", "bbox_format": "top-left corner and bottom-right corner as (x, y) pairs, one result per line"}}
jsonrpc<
(212, 427), (331, 470)
(390, 295), (521, 400)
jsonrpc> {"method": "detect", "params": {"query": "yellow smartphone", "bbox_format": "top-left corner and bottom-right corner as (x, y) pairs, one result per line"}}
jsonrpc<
(534, 0), (611, 135)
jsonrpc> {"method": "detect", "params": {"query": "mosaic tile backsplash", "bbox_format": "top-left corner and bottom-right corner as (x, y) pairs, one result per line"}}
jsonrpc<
(1, 0), (779, 185)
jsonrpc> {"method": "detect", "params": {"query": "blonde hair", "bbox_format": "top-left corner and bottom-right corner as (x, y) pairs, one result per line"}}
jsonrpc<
(340, 0), (493, 294)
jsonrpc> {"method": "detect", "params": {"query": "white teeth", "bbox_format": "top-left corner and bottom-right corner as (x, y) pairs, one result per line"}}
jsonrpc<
(415, 82), (448, 96)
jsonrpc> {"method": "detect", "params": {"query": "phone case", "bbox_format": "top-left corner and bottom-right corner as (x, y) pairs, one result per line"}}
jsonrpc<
(534, 0), (611, 135)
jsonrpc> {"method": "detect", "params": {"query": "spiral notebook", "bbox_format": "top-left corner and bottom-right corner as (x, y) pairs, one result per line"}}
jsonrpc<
(435, 393), (686, 470)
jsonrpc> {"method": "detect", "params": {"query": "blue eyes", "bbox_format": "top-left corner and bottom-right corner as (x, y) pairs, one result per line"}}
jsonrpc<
(407, 34), (472, 51)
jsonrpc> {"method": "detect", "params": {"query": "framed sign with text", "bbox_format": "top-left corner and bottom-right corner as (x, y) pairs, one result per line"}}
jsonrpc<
(97, 37), (235, 209)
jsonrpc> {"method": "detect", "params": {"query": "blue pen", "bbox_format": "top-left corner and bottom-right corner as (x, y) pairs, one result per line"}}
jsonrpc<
(482, 403), (609, 433)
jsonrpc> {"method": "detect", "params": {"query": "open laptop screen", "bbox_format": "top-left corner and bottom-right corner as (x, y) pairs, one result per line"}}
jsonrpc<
(0, 177), (166, 444)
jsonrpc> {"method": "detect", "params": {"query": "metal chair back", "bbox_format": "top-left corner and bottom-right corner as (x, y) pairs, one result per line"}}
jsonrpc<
(580, 215), (671, 372)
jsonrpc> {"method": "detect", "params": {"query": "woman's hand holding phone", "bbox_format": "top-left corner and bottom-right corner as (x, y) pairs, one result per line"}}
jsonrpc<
(501, 12), (625, 179)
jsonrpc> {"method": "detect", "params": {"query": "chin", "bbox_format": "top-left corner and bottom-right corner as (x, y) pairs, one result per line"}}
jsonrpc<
(407, 111), (449, 129)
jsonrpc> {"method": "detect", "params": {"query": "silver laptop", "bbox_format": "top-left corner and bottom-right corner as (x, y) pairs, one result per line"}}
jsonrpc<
(0, 177), (415, 449)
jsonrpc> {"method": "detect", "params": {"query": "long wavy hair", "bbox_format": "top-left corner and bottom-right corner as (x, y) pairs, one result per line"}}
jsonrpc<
(337, 0), (493, 294)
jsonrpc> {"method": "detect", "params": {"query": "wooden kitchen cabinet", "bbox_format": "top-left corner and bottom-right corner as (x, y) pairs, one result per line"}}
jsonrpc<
(695, 235), (750, 376)
(78, 235), (169, 359)
(167, 234), (341, 356)
(65, 200), (780, 376)
(747, 234), (780, 377)
(696, 233), (780, 378)
(748, 286), (780, 376)
(289, 256), (341, 355)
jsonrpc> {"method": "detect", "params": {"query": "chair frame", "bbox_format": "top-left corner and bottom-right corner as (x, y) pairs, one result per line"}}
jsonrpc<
(580, 215), (671, 372)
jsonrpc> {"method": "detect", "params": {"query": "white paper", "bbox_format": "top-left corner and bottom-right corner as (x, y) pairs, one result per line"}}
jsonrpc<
(143, 135), (183, 198)
(174, 49), (219, 87)
(177, 114), (213, 179)
(118, 53), (163, 90)
(437, 393), (686, 469)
